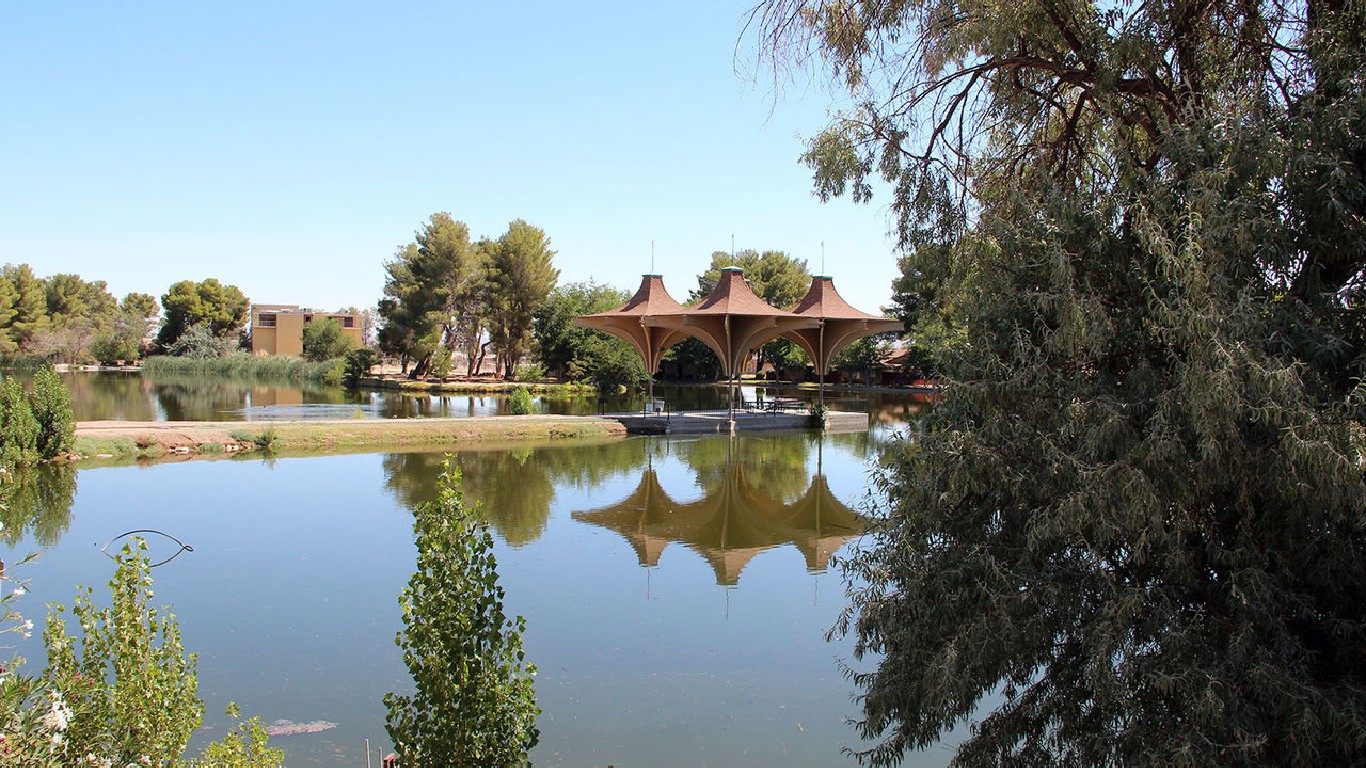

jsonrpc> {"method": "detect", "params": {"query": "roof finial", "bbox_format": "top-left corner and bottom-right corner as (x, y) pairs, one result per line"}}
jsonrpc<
(651, 240), (655, 274)
(821, 241), (826, 275)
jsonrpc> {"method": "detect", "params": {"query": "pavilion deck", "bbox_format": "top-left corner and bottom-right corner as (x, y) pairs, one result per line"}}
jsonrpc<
(606, 408), (868, 435)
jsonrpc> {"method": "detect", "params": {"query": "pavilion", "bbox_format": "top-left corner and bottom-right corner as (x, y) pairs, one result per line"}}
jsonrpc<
(573, 266), (902, 426)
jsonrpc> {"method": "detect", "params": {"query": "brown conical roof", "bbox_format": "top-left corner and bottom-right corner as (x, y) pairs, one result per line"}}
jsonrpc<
(573, 274), (690, 374)
(783, 275), (903, 374)
(643, 267), (819, 377)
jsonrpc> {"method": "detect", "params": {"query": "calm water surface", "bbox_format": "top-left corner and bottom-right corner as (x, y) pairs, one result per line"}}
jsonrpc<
(4, 389), (957, 766)
(54, 370), (932, 427)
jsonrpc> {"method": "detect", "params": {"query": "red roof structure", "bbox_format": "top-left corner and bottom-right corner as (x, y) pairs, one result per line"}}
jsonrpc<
(643, 267), (819, 378)
(572, 274), (691, 376)
(783, 275), (904, 374)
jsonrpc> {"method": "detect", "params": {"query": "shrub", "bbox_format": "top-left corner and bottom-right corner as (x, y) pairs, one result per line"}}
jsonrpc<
(343, 348), (380, 387)
(300, 317), (354, 362)
(507, 387), (535, 415)
(191, 702), (285, 766)
(253, 428), (279, 451)
(385, 463), (539, 766)
(0, 377), (40, 467)
(43, 540), (204, 764)
(166, 322), (234, 359)
(29, 366), (75, 460)
(0, 542), (281, 766)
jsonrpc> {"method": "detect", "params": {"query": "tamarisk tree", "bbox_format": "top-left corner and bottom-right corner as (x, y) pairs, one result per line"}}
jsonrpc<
(757, 0), (1366, 765)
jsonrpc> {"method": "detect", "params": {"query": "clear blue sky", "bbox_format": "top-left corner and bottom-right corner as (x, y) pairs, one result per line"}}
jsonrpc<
(1, 1), (901, 315)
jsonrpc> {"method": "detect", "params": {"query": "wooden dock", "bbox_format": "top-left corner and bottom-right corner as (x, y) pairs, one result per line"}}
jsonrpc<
(608, 408), (868, 435)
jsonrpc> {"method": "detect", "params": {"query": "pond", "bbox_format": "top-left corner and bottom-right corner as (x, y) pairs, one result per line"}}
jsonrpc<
(46, 370), (934, 427)
(1, 419), (963, 767)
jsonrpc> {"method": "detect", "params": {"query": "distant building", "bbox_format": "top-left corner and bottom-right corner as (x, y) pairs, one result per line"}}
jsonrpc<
(250, 304), (363, 356)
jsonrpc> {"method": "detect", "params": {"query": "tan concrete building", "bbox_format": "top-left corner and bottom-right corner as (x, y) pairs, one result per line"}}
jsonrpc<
(250, 305), (363, 357)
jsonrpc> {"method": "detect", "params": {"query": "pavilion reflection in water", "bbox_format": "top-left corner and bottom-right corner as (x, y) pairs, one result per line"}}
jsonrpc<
(572, 458), (869, 586)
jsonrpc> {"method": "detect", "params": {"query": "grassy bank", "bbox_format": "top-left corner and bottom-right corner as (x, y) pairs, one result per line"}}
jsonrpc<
(73, 415), (626, 462)
(142, 353), (342, 385)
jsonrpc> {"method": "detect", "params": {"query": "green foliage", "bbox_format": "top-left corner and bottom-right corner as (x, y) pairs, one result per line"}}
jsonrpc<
(0, 365), (74, 467)
(343, 347), (380, 387)
(89, 334), (138, 365)
(156, 278), (250, 351)
(252, 427), (279, 451)
(758, 337), (808, 377)
(385, 463), (539, 766)
(165, 322), (234, 358)
(43, 540), (203, 764)
(29, 365), (74, 460)
(694, 249), (810, 307)
(300, 316), (355, 362)
(190, 701), (285, 767)
(531, 281), (632, 380)
(830, 336), (886, 378)
(763, 0), (1366, 764)
(44, 274), (116, 331)
(88, 292), (158, 364)
(2, 264), (51, 351)
(660, 336), (721, 380)
(579, 334), (645, 391)
(379, 214), (489, 377)
(507, 386), (535, 415)
(487, 220), (559, 380)
(0, 377), (41, 467)
(0, 540), (279, 766)
(142, 352), (339, 385)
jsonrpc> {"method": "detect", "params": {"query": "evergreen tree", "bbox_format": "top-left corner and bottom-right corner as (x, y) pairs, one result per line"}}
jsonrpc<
(378, 214), (490, 377)
(694, 248), (810, 308)
(487, 220), (558, 379)
(156, 278), (249, 350)
(3, 264), (49, 350)
(758, 0), (1366, 764)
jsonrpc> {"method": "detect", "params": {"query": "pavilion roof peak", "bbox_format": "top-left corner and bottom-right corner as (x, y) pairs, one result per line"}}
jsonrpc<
(690, 266), (787, 315)
(790, 274), (886, 320)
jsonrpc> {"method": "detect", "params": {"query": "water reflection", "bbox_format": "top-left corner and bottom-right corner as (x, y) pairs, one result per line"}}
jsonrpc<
(382, 440), (648, 546)
(0, 464), (77, 546)
(380, 434), (873, 586)
(48, 369), (923, 424)
(575, 449), (867, 586)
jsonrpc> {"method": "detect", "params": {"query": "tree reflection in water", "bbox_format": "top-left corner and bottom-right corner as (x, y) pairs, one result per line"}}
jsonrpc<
(1, 464), (78, 546)
(381, 434), (872, 586)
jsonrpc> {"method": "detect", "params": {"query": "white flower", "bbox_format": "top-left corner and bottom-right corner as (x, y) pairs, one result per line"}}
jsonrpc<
(42, 693), (71, 732)
(23, 619), (33, 631)
(12, 587), (25, 596)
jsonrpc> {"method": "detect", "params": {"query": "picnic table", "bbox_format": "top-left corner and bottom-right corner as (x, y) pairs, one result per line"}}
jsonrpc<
(765, 397), (804, 413)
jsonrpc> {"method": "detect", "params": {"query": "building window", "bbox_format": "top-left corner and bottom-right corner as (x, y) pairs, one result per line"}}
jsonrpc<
(258, 314), (276, 328)
(341, 316), (355, 328)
